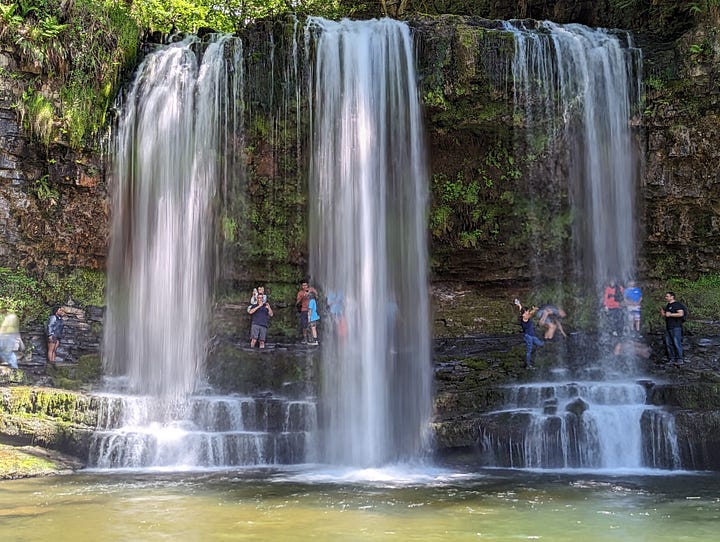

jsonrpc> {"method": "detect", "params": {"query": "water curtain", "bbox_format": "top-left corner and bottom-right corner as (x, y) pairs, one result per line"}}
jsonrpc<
(507, 21), (643, 288)
(306, 18), (432, 467)
(104, 35), (243, 399)
(475, 24), (681, 471)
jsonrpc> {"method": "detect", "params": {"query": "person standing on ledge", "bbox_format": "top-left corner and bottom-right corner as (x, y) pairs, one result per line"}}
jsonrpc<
(603, 279), (625, 336)
(0, 308), (23, 370)
(624, 281), (643, 334)
(46, 306), (66, 364)
(307, 292), (320, 346)
(248, 287), (273, 349)
(660, 291), (687, 365)
(296, 280), (318, 344)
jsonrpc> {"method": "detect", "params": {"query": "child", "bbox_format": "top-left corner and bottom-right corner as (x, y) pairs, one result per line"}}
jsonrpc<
(247, 287), (267, 313)
(307, 292), (320, 345)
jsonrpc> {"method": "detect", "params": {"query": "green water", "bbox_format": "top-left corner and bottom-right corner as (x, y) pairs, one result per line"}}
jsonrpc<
(1, 469), (719, 541)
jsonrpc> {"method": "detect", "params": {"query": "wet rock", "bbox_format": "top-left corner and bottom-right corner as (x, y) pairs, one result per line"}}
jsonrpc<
(565, 397), (590, 417)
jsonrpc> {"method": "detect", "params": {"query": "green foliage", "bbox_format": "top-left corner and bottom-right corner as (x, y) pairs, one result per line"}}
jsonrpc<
(222, 215), (238, 243)
(646, 74), (667, 91)
(59, 0), (140, 147)
(129, 0), (345, 34)
(42, 268), (106, 307)
(688, 38), (711, 62)
(33, 173), (59, 205)
(666, 274), (720, 324)
(0, 0), (358, 149)
(424, 88), (447, 109)
(18, 87), (53, 146)
(0, 0), (140, 149)
(0, 267), (45, 323)
(687, 1), (720, 14)
(430, 141), (522, 248)
(513, 199), (573, 257)
(0, 267), (105, 325)
(129, 0), (219, 33)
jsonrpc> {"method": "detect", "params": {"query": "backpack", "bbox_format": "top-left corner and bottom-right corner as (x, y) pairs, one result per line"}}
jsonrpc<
(613, 286), (624, 303)
(680, 303), (688, 323)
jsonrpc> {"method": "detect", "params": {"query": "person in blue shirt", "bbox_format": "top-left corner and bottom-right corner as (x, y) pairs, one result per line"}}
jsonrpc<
(307, 292), (320, 346)
(518, 304), (543, 369)
(624, 281), (643, 333)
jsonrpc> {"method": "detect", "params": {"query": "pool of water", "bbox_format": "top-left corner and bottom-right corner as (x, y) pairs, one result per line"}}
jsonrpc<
(2, 467), (719, 541)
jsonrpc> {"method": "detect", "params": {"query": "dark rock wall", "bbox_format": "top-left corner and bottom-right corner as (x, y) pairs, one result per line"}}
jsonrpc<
(641, 13), (720, 279)
(0, 47), (107, 275)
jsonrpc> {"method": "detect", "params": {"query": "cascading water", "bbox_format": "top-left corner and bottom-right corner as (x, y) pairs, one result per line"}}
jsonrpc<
(480, 382), (680, 469)
(92, 35), (315, 468)
(306, 18), (432, 467)
(104, 35), (234, 398)
(480, 22), (680, 470)
(509, 21), (641, 288)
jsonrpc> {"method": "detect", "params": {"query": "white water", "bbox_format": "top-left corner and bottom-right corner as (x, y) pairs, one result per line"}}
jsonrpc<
(96, 36), (261, 468)
(306, 18), (432, 467)
(105, 35), (242, 399)
(89, 394), (317, 468)
(508, 21), (642, 287)
(481, 381), (680, 470)
(480, 23), (680, 470)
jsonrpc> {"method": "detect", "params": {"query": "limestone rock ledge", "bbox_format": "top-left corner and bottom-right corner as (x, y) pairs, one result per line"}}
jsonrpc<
(0, 387), (97, 466)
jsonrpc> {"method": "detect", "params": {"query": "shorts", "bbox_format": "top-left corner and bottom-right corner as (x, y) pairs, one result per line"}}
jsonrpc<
(250, 324), (267, 341)
(299, 311), (309, 330)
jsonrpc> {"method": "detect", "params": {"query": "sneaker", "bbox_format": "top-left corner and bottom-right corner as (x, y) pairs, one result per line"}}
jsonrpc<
(525, 364), (536, 370)
(308, 340), (319, 346)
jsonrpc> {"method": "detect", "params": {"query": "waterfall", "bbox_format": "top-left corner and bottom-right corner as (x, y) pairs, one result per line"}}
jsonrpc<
(94, 35), (287, 469)
(480, 382), (681, 470)
(104, 35), (242, 398)
(508, 21), (642, 288)
(478, 22), (680, 470)
(306, 18), (432, 467)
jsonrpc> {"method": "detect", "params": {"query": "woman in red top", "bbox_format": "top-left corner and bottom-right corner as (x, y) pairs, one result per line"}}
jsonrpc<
(603, 280), (625, 336)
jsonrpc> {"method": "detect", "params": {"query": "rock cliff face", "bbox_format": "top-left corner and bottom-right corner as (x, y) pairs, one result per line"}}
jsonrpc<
(0, 46), (107, 275)
(3, 10), (720, 468)
(4, 9), (718, 286)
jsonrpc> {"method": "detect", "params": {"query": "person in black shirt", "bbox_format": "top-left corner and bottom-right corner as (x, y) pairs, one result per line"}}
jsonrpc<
(249, 288), (274, 349)
(660, 291), (687, 365)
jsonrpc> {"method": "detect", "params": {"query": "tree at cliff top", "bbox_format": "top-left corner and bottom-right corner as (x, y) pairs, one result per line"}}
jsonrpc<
(129, 0), (345, 33)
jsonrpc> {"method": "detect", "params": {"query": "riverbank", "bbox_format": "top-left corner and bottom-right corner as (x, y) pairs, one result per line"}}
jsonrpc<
(0, 442), (84, 479)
